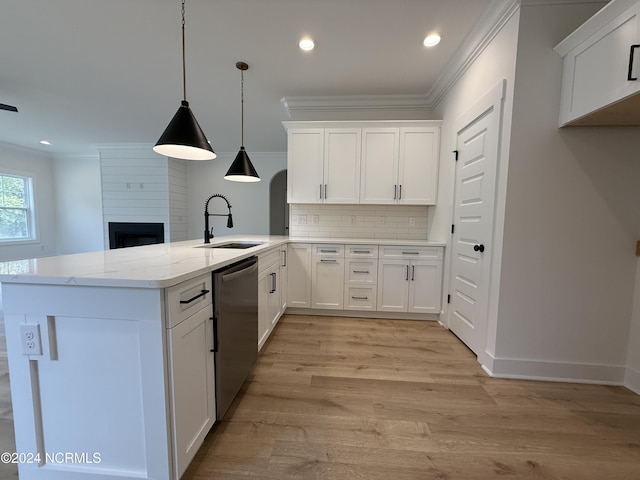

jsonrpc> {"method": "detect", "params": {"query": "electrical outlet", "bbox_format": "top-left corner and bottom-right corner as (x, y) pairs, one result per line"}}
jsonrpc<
(299, 215), (307, 225)
(409, 217), (416, 227)
(313, 215), (319, 224)
(20, 324), (42, 355)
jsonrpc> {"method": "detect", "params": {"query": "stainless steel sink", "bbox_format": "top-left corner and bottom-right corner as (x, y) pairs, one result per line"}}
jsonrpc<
(198, 241), (264, 249)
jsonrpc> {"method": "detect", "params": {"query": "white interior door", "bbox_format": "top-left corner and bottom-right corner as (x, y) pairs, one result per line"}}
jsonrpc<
(448, 81), (504, 355)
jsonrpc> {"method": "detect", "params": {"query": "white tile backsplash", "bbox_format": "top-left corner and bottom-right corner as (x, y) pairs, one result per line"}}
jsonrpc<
(290, 204), (429, 240)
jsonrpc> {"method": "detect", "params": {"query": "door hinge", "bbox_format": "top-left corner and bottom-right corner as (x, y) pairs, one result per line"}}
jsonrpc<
(453, 150), (459, 161)
(447, 294), (451, 304)
(451, 224), (455, 234)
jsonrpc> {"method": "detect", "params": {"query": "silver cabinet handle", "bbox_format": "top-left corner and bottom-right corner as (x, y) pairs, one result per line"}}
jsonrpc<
(320, 249), (337, 253)
(282, 250), (287, 266)
(353, 250), (370, 254)
(270, 272), (277, 293)
(351, 296), (369, 300)
(402, 251), (420, 255)
(320, 259), (337, 263)
(324, 184), (327, 199)
(353, 270), (370, 274)
(405, 265), (409, 281)
(319, 184), (323, 199)
(393, 185), (397, 200)
(399, 184), (402, 200)
(411, 265), (415, 281)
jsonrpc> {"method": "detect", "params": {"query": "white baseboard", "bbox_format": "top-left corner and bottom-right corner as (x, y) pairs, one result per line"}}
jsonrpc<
(480, 351), (626, 386)
(284, 307), (438, 321)
(625, 365), (640, 395)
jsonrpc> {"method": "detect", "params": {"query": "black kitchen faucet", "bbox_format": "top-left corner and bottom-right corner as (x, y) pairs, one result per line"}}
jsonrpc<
(204, 194), (233, 243)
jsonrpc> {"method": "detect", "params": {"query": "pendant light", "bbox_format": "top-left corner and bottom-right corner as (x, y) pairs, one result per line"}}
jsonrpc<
(224, 62), (260, 182)
(153, 0), (216, 161)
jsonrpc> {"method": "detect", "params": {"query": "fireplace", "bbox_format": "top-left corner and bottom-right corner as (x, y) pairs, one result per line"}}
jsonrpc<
(108, 222), (165, 249)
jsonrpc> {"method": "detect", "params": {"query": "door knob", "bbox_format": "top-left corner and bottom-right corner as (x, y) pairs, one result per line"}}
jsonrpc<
(473, 244), (485, 253)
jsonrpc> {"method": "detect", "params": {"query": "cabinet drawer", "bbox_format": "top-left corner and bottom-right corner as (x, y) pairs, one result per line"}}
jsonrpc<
(345, 259), (377, 284)
(344, 285), (377, 311)
(312, 244), (344, 257)
(345, 245), (378, 258)
(379, 245), (443, 260)
(259, 247), (282, 274)
(166, 273), (212, 328)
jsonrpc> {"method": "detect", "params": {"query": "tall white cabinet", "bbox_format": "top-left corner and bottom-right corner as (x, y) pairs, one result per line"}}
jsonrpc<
(284, 121), (440, 205)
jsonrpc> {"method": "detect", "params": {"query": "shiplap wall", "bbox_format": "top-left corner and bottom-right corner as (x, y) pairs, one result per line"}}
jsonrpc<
(99, 147), (188, 247)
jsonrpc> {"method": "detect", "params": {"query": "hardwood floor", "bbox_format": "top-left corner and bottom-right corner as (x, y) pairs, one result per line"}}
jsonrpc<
(183, 314), (640, 480)
(0, 314), (639, 479)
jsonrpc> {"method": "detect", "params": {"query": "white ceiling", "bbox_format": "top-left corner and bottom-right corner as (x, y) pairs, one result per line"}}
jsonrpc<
(0, 0), (506, 156)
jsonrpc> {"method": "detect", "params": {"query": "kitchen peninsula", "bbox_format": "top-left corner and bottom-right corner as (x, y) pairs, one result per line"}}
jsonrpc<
(0, 235), (444, 480)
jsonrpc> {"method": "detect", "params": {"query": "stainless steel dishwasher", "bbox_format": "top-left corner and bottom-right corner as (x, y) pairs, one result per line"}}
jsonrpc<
(212, 256), (258, 420)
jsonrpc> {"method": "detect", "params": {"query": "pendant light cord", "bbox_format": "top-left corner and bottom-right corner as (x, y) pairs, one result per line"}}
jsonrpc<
(240, 68), (244, 147)
(181, 0), (187, 101)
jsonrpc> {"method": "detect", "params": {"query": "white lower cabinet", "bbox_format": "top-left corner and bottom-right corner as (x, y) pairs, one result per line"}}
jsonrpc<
(167, 307), (216, 479)
(285, 243), (443, 316)
(258, 247), (283, 350)
(311, 244), (345, 309)
(165, 273), (216, 480)
(287, 243), (312, 307)
(377, 246), (443, 314)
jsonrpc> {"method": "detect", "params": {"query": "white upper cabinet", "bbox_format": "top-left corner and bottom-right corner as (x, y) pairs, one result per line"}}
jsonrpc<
(324, 128), (361, 203)
(360, 128), (399, 204)
(286, 127), (360, 204)
(361, 126), (440, 205)
(555, 0), (640, 125)
(286, 128), (324, 203)
(284, 121), (440, 205)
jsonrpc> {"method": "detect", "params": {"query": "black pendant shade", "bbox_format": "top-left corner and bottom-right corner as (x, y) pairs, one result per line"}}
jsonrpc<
(224, 147), (260, 182)
(154, 0), (215, 161)
(154, 101), (216, 160)
(225, 61), (260, 182)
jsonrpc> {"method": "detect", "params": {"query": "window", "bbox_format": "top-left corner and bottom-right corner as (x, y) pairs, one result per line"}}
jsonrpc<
(0, 173), (35, 241)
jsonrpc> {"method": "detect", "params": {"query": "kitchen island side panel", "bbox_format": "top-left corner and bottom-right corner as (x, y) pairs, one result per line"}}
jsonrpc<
(3, 283), (173, 480)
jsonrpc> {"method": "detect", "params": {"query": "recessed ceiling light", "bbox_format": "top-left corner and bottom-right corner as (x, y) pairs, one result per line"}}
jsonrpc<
(423, 34), (441, 47)
(299, 37), (315, 51)
(39, 140), (51, 145)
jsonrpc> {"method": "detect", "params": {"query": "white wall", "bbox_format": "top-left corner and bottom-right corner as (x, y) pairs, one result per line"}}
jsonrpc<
(53, 154), (104, 254)
(186, 152), (287, 240)
(627, 259), (640, 393)
(492, 2), (637, 382)
(0, 142), (57, 261)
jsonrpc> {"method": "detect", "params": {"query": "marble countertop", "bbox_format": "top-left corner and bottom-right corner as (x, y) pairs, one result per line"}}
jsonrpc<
(0, 235), (445, 289)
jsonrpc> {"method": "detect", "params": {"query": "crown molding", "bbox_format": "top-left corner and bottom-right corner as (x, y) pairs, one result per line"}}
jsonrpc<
(425, 0), (521, 108)
(280, 94), (432, 118)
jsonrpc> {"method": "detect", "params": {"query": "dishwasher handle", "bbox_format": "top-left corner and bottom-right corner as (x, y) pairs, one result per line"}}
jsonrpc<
(220, 260), (258, 283)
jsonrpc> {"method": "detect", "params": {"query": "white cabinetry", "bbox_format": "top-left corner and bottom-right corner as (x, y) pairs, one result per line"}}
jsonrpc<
(311, 244), (345, 309)
(258, 247), (283, 350)
(286, 127), (361, 203)
(166, 273), (216, 480)
(360, 126), (440, 205)
(555, 0), (640, 125)
(344, 245), (378, 311)
(287, 243), (312, 308)
(284, 121), (440, 205)
(377, 246), (443, 314)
